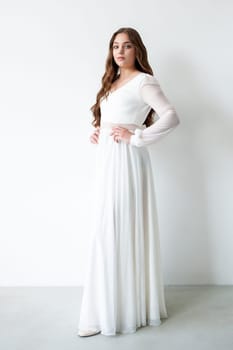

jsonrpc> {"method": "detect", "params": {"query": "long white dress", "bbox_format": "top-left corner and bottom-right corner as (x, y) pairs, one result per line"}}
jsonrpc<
(78, 72), (180, 336)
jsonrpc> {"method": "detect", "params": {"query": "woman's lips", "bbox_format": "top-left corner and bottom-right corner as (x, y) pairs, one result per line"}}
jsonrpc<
(117, 56), (125, 60)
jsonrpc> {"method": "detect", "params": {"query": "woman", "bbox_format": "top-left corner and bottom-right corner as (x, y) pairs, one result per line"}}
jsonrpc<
(78, 27), (180, 337)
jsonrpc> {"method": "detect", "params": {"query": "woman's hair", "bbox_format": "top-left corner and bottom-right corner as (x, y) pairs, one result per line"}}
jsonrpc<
(91, 27), (155, 128)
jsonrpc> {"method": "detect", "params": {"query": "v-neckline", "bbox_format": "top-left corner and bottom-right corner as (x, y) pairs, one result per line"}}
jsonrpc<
(110, 72), (144, 94)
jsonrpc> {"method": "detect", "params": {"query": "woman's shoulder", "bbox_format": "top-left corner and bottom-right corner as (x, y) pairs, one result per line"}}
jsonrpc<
(138, 72), (160, 87)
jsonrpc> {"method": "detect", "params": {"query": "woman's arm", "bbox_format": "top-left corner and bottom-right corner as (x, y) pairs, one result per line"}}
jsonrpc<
(130, 76), (180, 147)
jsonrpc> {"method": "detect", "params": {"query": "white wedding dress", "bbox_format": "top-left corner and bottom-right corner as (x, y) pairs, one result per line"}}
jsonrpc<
(78, 72), (180, 336)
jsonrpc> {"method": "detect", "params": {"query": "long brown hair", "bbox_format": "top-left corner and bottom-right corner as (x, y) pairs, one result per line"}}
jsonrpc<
(91, 27), (155, 128)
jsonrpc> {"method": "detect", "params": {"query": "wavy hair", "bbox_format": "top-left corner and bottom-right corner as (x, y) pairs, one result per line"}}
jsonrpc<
(91, 27), (155, 128)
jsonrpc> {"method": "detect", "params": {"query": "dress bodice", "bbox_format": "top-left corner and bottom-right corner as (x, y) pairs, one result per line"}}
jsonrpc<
(99, 72), (180, 147)
(100, 73), (151, 126)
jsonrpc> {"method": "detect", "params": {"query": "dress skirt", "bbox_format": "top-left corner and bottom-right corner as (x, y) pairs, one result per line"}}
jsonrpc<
(78, 125), (168, 336)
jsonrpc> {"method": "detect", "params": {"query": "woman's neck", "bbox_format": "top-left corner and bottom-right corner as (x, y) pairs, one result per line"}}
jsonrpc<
(118, 68), (139, 81)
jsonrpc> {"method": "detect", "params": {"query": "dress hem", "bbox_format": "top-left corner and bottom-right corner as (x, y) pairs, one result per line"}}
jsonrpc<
(77, 317), (167, 336)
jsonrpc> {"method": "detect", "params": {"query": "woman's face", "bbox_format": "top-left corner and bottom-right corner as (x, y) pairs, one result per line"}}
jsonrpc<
(112, 32), (136, 69)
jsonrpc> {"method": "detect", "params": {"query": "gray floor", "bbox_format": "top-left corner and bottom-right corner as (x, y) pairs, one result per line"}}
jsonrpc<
(0, 286), (232, 350)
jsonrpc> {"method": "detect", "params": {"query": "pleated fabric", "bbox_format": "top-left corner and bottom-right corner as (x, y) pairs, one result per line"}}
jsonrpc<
(78, 126), (168, 336)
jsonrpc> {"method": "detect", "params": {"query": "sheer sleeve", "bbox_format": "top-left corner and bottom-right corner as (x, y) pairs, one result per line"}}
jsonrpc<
(130, 75), (180, 147)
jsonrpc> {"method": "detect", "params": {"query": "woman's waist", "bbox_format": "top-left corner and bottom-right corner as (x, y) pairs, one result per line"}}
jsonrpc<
(100, 121), (145, 131)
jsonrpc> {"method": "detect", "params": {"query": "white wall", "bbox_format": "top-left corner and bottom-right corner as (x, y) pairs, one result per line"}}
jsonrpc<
(0, 0), (232, 286)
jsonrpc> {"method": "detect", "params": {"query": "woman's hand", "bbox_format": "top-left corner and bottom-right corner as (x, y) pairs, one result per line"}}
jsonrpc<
(110, 127), (134, 144)
(90, 127), (100, 144)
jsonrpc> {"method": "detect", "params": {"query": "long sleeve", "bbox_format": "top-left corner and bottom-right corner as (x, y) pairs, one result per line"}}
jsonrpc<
(130, 75), (180, 147)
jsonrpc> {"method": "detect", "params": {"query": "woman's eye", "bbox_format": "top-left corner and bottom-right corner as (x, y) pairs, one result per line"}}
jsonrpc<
(113, 44), (132, 50)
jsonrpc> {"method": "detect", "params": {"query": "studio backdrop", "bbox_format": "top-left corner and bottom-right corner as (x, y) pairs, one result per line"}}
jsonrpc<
(0, 0), (232, 286)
